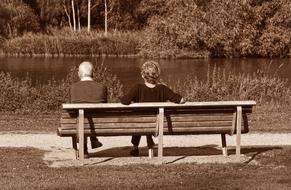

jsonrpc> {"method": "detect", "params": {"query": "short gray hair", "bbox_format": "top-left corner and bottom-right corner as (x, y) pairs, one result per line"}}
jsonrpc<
(78, 61), (93, 78)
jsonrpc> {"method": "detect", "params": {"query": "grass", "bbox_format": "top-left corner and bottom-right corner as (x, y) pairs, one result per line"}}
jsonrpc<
(0, 61), (123, 113)
(2, 28), (140, 57)
(0, 62), (290, 133)
(170, 63), (291, 133)
(0, 147), (291, 189)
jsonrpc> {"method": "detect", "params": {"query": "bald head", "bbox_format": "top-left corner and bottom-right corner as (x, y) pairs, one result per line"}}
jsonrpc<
(78, 61), (93, 79)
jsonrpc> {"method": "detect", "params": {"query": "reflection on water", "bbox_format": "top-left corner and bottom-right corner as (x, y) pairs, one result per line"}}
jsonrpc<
(0, 57), (290, 89)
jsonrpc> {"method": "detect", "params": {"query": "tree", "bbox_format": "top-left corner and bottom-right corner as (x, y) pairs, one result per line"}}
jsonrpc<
(0, 1), (40, 38)
(71, 0), (76, 31)
(104, 0), (115, 36)
(88, 0), (91, 32)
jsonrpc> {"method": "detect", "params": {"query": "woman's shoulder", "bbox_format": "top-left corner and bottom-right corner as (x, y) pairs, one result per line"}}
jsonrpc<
(156, 83), (169, 89)
(127, 83), (145, 91)
(134, 83), (148, 88)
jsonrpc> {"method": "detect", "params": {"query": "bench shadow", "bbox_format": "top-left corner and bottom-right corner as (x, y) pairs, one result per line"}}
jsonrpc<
(228, 145), (282, 164)
(88, 145), (282, 160)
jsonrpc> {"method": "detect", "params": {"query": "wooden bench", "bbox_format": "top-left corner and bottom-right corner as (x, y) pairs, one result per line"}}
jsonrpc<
(58, 101), (256, 165)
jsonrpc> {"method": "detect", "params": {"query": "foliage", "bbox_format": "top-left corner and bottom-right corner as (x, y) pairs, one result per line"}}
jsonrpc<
(2, 29), (140, 56)
(139, 0), (291, 58)
(0, 1), (40, 38)
(172, 63), (291, 108)
(0, 62), (123, 113)
(65, 60), (123, 103)
(1, 0), (291, 58)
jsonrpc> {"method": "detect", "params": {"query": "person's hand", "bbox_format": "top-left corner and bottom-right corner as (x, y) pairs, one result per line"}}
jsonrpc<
(179, 97), (186, 104)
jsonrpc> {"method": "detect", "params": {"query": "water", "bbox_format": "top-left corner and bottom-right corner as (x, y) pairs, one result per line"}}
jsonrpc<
(0, 57), (290, 90)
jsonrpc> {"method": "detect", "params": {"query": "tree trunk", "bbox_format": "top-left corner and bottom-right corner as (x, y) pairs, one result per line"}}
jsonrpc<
(88, 0), (91, 32)
(71, 0), (76, 32)
(77, 4), (81, 32)
(7, 23), (12, 38)
(63, 4), (72, 31)
(104, 0), (108, 36)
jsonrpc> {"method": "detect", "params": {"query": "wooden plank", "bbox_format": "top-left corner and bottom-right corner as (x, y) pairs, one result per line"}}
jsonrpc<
(61, 122), (157, 128)
(62, 101), (256, 110)
(158, 108), (164, 164)
(61, 117), (157, 124)
(165, 121), (233, 127)
(61, 120), (233, 127)
(165, 115), (234, 121)
(58, 128), (156, 136)
(59, 127), (156, 133)
(61, 110), (253, 121)
(78, 109), (84, 165)
(61, 112), (158, 119)
(60, 115), (236, 124)
(163, 127), (232, 134)
(236, 106), (242, 156)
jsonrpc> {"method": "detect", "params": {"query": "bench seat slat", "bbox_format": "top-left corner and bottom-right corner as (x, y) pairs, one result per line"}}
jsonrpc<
(60, 115), (237, 124)
(61, 108), (252, 118)
(61, 111), (158, 118)
(61, 122), (157, 128)
(57, 126), (233, 136)
(60, 116), (236, 124)
(164, 127), (232, 135)
(61, 117), (157, 124)
(58, 128), (156, 137)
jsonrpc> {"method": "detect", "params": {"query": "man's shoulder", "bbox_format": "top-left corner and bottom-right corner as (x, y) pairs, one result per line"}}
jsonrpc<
(72, 81), (106, 87)
(156, 83), (168, 89)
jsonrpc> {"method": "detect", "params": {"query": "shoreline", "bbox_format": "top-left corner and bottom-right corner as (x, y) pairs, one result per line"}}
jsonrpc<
(1, 53), (290, 59)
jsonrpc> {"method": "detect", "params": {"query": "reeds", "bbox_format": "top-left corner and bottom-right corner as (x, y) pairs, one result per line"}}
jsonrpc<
(0, 61), (123, 113)
(2, 28), (140, 57)
(172, 63), (291, 109)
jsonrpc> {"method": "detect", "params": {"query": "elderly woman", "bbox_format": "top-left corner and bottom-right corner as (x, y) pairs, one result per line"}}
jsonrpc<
(121, 60), (184, 156)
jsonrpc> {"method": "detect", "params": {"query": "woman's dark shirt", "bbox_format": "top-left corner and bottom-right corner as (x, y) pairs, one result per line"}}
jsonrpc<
(121, 83), (182, 105)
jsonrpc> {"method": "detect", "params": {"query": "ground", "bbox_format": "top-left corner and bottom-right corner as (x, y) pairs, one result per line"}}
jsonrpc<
(0, 112), (291, 189)
(0, 133), (290, 167)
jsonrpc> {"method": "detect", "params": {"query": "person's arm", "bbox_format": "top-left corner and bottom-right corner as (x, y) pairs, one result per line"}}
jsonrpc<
(163, 85), (185, 104)
(102, 85), (108, 103)
(120, 84), (139, 105)
(179, 97), (186, 104)
(69, 85), (74, 103)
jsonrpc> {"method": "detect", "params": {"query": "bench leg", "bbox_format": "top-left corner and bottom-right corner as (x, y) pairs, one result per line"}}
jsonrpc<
(78, 109), (85, 165)
(236, 106), (242, 156)
(221, 134), (227, 156)
(148, 148), (154, 158)
(158, 108), (164, 164)
(72, 136), (78, 159)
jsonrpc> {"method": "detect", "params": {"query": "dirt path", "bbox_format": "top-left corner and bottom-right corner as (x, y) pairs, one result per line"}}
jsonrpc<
(0, 133), (290, 167)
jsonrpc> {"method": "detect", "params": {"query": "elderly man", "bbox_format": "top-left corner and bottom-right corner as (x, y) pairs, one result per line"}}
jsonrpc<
(70, 61), (107, 158)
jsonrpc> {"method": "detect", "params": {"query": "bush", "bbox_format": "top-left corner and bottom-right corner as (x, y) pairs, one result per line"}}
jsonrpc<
(0, 2), (40, 38)
(2, 29), (140, 56)
(172, 63), (291, 109)
(139, 0), (291, 58)
(0, 62), (123, 113)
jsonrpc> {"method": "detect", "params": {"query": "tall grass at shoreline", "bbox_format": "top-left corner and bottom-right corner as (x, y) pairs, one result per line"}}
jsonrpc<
(1, 28), (140, 57)
(0, 62), (289, 115)
(0, 62), (123, 113)
(172, 64), (291, 109)
(170, 64), (291, 131)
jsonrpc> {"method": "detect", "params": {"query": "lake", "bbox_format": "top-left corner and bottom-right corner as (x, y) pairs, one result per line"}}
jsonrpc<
(0, 57), (290, 90)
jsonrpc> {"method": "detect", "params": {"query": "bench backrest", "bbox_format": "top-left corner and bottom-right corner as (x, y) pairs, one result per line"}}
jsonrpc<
(58, 101), (255, 137)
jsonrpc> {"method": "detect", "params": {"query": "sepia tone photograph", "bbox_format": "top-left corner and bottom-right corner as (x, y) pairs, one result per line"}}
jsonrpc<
(0, 0), (290, 189)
